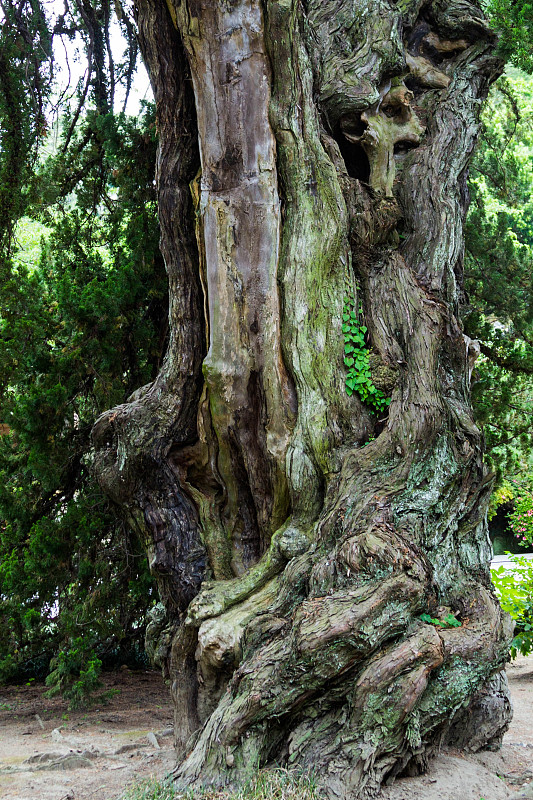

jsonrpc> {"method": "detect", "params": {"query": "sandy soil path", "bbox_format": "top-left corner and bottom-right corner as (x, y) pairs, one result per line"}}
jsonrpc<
(0, 669), (176, 800)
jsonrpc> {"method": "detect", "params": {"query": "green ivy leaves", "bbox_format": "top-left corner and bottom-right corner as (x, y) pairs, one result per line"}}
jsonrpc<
(342, 296), (390, 414)
(420, 612), (461, 628)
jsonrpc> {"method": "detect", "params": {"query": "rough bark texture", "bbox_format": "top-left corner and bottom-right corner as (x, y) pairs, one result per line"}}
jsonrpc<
(92, 0), (513, 796)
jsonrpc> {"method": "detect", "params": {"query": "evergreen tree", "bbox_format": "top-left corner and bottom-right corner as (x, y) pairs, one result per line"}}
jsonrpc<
(465, 71), (533, 479)
(0, 2), (163, 687)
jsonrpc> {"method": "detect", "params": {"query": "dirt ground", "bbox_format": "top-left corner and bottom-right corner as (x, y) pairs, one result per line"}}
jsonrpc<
(0, 657), (532, 800)
(0, 668), (176, 800)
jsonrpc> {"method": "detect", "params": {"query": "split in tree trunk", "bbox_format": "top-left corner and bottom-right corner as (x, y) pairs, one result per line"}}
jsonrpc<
(92, 0), (513, 796)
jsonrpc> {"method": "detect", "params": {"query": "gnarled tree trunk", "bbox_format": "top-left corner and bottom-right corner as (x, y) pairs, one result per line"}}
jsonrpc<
(92, 0), (513, 796)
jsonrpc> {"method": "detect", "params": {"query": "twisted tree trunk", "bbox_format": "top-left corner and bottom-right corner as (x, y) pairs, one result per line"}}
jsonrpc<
(92, 0), (513, 796)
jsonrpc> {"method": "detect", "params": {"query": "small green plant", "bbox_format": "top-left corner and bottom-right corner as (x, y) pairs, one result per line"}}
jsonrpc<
(491, 554), (533, 658)
(420, 612), (461, 628)
(45, 638), (103, 710)
(342, 294), (390, 413)
(0, 653), (19, 683)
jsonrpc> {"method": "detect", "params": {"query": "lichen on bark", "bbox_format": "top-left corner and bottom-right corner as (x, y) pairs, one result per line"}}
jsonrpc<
(91, 0), (513, 796)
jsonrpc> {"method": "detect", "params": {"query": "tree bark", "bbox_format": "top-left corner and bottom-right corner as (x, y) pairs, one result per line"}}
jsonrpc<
(92, 0), (513, 796)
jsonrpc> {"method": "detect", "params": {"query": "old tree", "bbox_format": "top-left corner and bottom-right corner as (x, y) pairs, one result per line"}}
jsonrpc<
(91, 0), (513, 795)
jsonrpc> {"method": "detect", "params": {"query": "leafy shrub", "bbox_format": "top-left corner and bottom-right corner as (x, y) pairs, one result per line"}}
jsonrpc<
(487, 0), (533, 72)
(0, 106), (161, 693)
(45, 638), (102, 709)
(491, 554), (533, 657)
(508, 487), (533, 547)
(465, 74), (533, 480)
(0, 653), (18, 684)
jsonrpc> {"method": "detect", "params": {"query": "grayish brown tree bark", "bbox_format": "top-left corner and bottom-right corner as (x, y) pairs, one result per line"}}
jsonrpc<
(92, 0), (513, 796)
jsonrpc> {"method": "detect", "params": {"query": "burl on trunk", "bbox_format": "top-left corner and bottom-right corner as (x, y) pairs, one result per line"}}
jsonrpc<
(92, 0), (513, 796)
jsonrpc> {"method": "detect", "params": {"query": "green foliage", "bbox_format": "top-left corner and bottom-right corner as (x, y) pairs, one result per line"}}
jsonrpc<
(0, 1), (162, 697)
(0, 653), (19, 684)
(486, 0), (533, 72)
(466, 72), (533, 481)
(45, 638), (102, 709)
(0, 1), (52, 254)
(0, 106), (162, 688)
(488, 480), (515, 520)
(342, 294), (390, 414)
(419, 613), (462, 628)
(507, 481), (533, 546)
(491, 554), (533, 657)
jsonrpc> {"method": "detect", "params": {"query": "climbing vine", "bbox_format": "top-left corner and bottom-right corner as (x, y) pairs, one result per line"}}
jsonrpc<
(342, 293), (390, 413)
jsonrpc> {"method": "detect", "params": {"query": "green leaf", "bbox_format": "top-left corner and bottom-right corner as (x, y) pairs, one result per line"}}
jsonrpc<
(443, 613), (461, 628)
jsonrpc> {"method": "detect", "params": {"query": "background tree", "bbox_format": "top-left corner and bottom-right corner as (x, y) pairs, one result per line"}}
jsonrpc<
(463, 69), (533, 549)
(466, 72), (533, 477)
(485, 0), (533, 73)
(0, 3), (163, 687)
